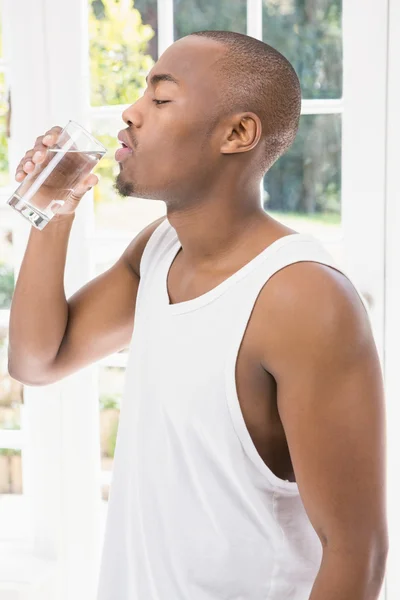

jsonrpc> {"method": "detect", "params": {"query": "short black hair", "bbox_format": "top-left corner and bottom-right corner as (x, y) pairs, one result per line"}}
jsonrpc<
(190, 30), (302, 175)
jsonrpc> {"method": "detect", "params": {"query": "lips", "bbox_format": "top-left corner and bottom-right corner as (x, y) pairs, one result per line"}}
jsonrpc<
(117, 130), (134, 149)
(116, 130), (134, 162)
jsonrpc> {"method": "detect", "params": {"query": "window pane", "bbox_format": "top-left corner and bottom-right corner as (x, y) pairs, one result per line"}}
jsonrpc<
(0, 218), (23, 497)
(0, 327), (24, 495)
(263, 114), (341, 237)
(0, 332), (23, 435)
(99, 366), (125, 501)
(0, 0), (3, 57)
(91, 119), (166, 237)
(0, 71), (9, 186)
(0, 226), (14, 310)
(173, 0), (247, 39)
(262, 0), (342, 99)
(88, 0), (157, 107)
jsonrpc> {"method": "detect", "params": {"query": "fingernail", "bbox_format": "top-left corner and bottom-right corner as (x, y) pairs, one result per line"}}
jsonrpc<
(43, 135), (52, 143)
(33, 151), (43, 161)
(25, 161), (34, 170)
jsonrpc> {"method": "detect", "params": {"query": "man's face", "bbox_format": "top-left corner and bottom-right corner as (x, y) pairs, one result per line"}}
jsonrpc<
(115, 36), (227, 202)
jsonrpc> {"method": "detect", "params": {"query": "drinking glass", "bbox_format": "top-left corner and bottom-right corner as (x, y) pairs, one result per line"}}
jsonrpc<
(6, 121), (107, 230)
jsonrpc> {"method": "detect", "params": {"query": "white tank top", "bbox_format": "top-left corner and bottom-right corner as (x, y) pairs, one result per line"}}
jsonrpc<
(96, 217), (370, 600)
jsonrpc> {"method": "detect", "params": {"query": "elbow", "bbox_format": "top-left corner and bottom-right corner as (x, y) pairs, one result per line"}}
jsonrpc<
(8, 360), (53, 387)
(323, 534), (389, 585)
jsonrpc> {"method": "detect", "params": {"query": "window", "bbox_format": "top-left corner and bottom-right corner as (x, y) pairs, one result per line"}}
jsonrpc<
(173, 0), (247, 37)
(0, 228), (22, 501)
(262, 1), (342, 240)
(0, 0), (24, 509)
(88, 0), (165, 245)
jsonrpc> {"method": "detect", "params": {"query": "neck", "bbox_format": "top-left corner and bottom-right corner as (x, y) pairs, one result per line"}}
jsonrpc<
(165, 182), (275, 269)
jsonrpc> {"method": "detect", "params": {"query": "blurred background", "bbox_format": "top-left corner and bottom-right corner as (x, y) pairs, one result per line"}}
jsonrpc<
(0, 0), (399, 599)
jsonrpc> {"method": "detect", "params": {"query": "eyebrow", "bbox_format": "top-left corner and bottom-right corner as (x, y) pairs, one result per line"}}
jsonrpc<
(145, 73), (180, 87)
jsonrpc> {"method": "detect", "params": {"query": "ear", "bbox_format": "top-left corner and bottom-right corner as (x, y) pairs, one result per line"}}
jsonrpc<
(220, 112), (262, 155)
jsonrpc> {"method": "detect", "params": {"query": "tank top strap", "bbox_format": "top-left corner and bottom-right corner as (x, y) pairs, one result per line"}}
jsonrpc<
(139, 217), (174, 280)
(228, 233), (371, 349)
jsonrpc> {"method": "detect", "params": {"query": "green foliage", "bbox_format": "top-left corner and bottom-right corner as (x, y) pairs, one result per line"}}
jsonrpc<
(264, 114), (341, 216)
(99, 393), (120, 458)
(91, 131), (120, 206)
(89, 0), (155, 106)
(88, 0), (156, 205)
(173, 0), (342, 217)
(106, 417), (119, 458)
(0, 448), (21, 457)
(262, 0), (342, 100)
(89, 0), (342, 217)
(99, 393), (121, 411)
(0, 19), (9, 183)
(172, 0), (247, 37)
(0, 420), (21, 457)
(0, 72), (9, 185)
(269, 209), (340, 226)
(0, 262), (14, 309)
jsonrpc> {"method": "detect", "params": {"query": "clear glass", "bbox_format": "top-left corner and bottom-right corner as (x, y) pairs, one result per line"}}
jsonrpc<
(173, 0), (247, 39)
(6, 121), (107, 230)
(262, 0), (342, 99)
(263, 114), (341, 237)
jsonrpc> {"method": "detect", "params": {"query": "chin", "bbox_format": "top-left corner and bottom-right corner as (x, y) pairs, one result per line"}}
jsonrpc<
(115, 172), (135, 197)
(114, 173), (160, 201)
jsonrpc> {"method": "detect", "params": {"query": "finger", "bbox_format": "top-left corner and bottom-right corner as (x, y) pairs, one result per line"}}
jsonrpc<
(42, 134), (55, 147)
(34, 135), (45, 147)
(22, 150), (36, 174)
(86, 174), (99, 187)
(15, 159), (26, 180)
(31, 135), (54, 162)
(70, 174), (99, 200)
(24, 139), (52, 170)
(42, 126), (63, 147)
(31, 148), (47, 164)
(15, 126), (63, 182)
(15, 150), (34, 180)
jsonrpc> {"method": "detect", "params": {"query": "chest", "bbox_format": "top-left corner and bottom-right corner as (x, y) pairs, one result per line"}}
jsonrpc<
(148, 265), (296, 483)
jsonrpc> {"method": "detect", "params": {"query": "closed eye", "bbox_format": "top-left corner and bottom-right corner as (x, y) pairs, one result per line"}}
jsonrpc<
(153, 100), (170, 106)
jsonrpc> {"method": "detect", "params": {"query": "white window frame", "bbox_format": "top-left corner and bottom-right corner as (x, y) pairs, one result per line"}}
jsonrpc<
(383, 0), (400, 596)
(0, 1), (395, 599)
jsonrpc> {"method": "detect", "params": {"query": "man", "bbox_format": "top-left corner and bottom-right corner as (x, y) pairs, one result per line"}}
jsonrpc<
(9, 31), (388, 599)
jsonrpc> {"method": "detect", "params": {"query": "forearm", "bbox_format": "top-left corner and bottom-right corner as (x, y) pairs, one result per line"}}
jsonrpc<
(8, 214), (75, 380)
(309, 548), (387, 600)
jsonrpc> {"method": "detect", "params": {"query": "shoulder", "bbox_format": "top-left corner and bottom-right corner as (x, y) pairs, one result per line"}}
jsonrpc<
(254, 260), (373, 378)
(122, 215), (167, 277)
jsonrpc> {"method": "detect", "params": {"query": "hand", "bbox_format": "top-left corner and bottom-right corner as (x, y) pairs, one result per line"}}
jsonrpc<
(15, 125), (99, 218)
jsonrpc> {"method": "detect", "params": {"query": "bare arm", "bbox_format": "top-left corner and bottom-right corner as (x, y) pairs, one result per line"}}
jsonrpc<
(258, 262), (388, 599)
(8, 215), (166, 386)
(8, 213), (76, 380)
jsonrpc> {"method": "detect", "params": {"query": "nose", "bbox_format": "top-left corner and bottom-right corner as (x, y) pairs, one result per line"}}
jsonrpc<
(122, 97), (144, 128)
